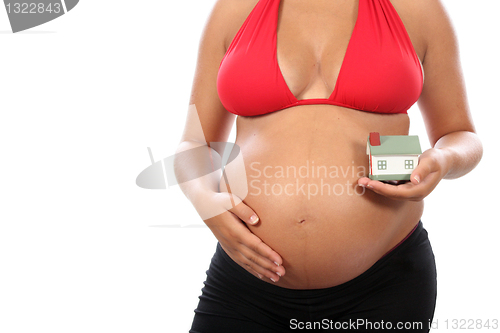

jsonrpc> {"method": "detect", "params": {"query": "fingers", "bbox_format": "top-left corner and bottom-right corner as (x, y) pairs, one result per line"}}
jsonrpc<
(357, 169), (441, 201)
(206, 193), (286, 282)
(238, 238), (286, 282)
(357, 148), (449, 201)
(358, 177), (413, 199)
(358, 177), (417, 200)
(221, 231), (286, 283)
(233, 226), (285, 281)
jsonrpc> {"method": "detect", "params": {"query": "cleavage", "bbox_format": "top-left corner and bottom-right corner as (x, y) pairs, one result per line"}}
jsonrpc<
(276, 0), (359, 100)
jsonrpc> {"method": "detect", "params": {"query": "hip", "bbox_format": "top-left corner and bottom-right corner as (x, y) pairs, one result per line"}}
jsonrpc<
(191, 221), (437, 333)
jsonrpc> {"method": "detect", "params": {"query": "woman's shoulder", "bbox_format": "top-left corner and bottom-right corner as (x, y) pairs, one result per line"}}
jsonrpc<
(390, 0), (457, 64)
(208, 0), (260, 51)
(390, 0), (454, 38)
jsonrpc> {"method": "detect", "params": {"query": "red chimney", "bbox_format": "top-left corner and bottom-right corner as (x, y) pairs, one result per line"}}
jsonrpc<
(369, 132), (381, 146)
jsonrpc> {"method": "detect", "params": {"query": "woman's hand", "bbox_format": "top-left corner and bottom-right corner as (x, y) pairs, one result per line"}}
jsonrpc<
(203, 191), (285, 283)
(357, 148), (451, 201)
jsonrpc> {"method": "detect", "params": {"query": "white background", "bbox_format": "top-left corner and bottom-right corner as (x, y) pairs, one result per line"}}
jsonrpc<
(0, 0), (498, 332)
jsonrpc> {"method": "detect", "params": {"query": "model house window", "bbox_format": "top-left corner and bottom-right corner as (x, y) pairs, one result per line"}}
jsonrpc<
(405, 160), (414, 169)
(377, 160), (387, 170)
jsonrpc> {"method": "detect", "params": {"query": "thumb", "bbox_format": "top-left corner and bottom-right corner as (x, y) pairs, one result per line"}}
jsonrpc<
(411, 155), (432, 186)
(213, 191), (260, 225)
(228, 197), (260, 226)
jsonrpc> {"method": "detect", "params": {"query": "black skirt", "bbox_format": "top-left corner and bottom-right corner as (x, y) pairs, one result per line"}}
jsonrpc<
(190, 221), (437, 333)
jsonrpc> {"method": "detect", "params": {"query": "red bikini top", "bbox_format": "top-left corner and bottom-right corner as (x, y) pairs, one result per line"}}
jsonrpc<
(217, 0), (423, 116)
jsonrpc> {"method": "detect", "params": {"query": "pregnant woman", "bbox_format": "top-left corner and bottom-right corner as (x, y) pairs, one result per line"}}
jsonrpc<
(175, 0), (482, 331)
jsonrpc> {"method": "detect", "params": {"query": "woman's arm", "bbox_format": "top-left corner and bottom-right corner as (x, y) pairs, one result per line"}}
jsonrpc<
(174, 0), (285, 282)
(358, 0), (483, 200)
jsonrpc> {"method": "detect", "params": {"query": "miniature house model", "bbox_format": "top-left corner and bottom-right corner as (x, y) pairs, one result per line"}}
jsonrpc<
(366, 132), (422, 181)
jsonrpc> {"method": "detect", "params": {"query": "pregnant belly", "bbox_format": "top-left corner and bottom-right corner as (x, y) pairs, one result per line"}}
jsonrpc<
(223, 105), (423, 289)
(242, 161), (422, 289)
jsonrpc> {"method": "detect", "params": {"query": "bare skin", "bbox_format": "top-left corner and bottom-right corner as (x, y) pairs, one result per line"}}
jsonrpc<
(175, 0), (482, 289)
(222, 106), (424, 288)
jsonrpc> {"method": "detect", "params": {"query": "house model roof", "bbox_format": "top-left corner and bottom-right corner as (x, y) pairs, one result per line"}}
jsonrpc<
(367, 134), (422, 155)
